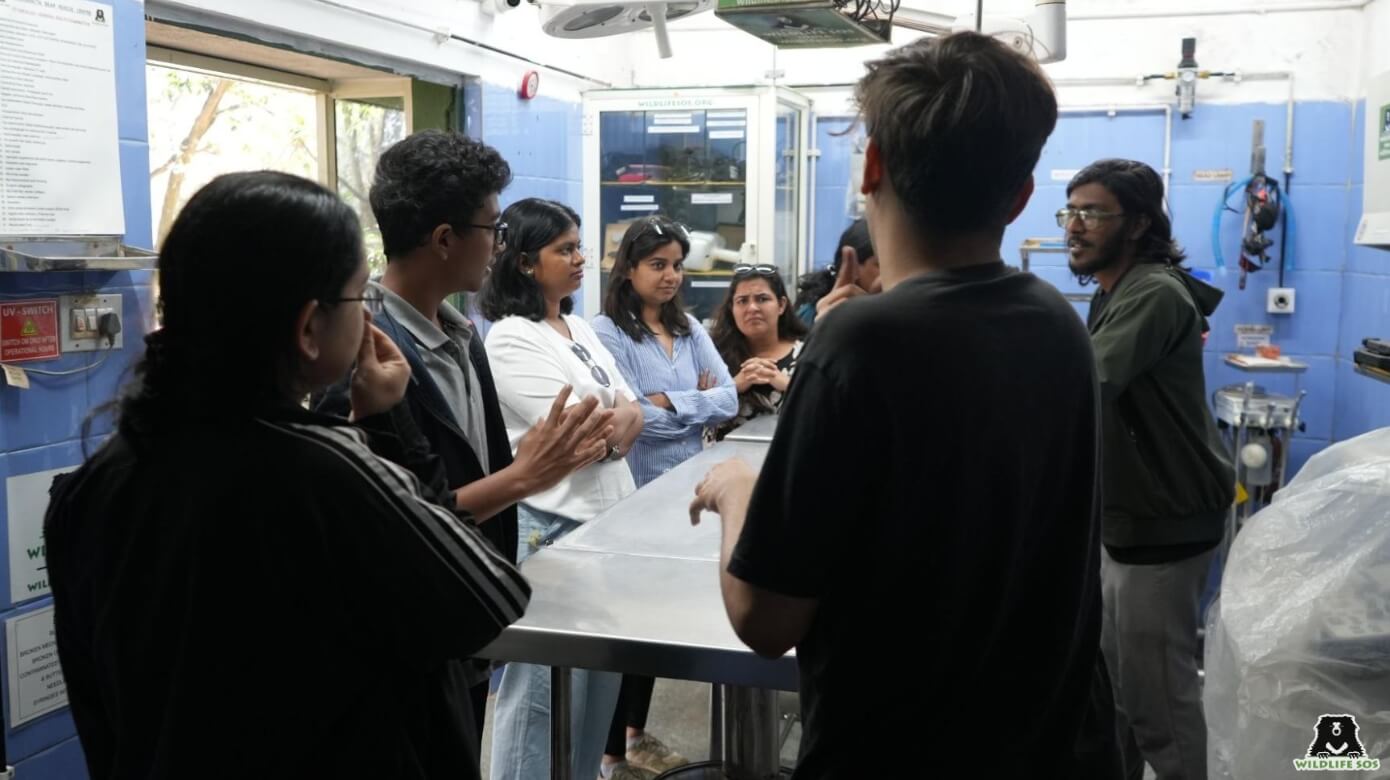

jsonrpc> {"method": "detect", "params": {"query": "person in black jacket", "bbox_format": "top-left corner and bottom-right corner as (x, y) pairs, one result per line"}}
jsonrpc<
(317, 130), (614, 743)
(43, 171), (552, 780)
(1064, 159), (1235, 780)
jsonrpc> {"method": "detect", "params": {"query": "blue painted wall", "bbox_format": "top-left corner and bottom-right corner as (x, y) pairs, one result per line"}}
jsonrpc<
(479, 82), (584, 320)
(482, 82), (583, 216)
(809, 100), (1389, 475)
(0, 1), (153, 776)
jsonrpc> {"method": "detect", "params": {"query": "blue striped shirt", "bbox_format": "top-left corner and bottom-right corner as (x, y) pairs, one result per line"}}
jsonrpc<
(593, 313), (739, 488)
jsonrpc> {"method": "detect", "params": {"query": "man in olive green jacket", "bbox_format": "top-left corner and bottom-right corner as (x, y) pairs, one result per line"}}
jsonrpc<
(1063, 159), (1235, 780)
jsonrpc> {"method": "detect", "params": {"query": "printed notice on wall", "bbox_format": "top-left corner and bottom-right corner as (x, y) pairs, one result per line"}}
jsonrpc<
(0, 0), (124, 235)
(7, 467), (73, 604)
(691, 192), (734, 205)
(1194, 169), (1235, 183)
(1235, 323), (1274, 348)
(6, 606), (68, 727)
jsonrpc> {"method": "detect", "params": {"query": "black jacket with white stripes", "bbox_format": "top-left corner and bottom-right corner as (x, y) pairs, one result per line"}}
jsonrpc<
(43, 402), (530, 780)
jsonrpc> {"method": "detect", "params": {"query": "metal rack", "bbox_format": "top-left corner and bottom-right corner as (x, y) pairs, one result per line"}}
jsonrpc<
(0, 237), (156, 273)
(1018, 238), (1091, 302)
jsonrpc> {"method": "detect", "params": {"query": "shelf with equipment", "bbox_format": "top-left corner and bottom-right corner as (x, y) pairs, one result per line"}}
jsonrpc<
(581, 87), (811, 323)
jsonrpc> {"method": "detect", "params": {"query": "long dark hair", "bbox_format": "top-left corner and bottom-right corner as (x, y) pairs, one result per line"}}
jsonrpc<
(795, 218), (873, 311)
(1067, 159), (1187, 266)
(118, 171), (363, 438)
(478, 198), (579, 322)
(603, 216), (692, 341)
(710, 270), (808, 375)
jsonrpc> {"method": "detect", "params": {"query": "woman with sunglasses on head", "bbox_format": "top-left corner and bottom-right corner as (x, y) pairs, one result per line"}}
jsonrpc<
(709, 264), (809, 441)
(479, 198), (644, 780)
(44, 172), (531, 780)
(591, 216), (737, 779)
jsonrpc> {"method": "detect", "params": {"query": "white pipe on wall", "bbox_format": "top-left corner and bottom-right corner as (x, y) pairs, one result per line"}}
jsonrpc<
(1058, 104), (1174, 194)
(1067, 0), (1370, 21)
(1053, 71), (1297, 180)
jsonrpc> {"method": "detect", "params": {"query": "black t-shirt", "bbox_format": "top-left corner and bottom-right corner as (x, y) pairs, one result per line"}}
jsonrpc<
(728, 262), (1108, 777)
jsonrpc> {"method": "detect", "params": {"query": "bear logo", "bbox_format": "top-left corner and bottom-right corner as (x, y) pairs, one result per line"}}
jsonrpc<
(1307, 714), (1367, 760)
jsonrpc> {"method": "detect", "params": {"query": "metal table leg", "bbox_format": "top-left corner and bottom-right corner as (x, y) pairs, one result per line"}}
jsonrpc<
(551, 666), (572, 780)
(708, 684), (724, 762)
(722, 685), (780, 780)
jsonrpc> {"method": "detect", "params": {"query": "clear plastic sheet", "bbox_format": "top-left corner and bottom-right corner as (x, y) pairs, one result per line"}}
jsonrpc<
(1205, 428), (1390, 779)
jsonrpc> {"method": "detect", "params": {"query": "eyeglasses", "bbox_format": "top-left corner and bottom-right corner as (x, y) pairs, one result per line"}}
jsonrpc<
(324, 287), (385, 316)
(732, 264), (778, 278)
(460, 221), (509, 247)
(1056, 208), (1125, 230)
(568, 342), (611, 388)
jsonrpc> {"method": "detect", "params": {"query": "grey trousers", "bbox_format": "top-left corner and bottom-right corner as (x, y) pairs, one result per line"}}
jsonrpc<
(1100, 547), (1215, 780)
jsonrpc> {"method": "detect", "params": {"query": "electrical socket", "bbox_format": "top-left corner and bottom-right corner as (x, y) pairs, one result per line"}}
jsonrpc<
(60, 293), (123, 353)
(1267, 287), (1296, 315)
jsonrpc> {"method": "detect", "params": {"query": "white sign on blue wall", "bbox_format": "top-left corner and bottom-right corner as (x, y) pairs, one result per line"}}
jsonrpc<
(7, 468), (74, 604)
(6, 606), (67, 727)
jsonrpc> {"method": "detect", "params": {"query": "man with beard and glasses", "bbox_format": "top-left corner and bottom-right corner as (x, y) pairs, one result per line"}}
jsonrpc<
(1062, 159), (1234, 780)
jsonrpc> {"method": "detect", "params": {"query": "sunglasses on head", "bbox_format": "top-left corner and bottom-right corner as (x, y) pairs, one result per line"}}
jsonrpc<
(732, 264), (777, 278)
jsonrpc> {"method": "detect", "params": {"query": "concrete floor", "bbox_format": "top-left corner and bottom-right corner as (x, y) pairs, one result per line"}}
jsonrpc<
(480, 677), (800, 778)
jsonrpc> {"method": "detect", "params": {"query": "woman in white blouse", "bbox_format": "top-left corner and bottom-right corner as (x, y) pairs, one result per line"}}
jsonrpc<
(480, 198), (644, 780)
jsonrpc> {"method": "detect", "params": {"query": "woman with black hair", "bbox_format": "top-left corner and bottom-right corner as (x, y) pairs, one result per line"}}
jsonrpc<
(43, 171), (531, 780)
(793, 217), (879, 324)
(710, 265), (809, 440)
(481, 198), (645, 780)
(591, 216), (737, 778)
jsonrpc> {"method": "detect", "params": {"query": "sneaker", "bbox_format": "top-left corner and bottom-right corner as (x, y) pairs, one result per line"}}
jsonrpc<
(602, 763), (658, 780)
(626, 734), (689, 774)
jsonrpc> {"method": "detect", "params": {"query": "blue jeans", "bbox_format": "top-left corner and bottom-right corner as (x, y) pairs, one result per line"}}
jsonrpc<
(490, 505), (621, 780)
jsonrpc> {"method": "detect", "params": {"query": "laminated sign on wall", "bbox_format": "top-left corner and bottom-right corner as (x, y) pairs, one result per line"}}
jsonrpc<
(0, 299), (61, 362)
(7, 467), (74, 604)
(0, 0), (124, 235)
(6, 606), (68, 727)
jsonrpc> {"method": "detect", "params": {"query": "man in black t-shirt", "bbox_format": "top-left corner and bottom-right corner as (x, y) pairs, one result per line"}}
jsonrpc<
(690, 32), (1119, 778)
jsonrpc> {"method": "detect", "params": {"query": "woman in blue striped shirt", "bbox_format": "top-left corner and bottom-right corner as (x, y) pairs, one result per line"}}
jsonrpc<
(592, 216), (738, 779)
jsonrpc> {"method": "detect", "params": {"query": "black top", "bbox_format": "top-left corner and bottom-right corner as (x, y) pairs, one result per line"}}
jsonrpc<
(729, 262), (1108, 777)
(44, 404), (530, 780)
(317, 304), (519, 568)
(714, 341), (803, 441)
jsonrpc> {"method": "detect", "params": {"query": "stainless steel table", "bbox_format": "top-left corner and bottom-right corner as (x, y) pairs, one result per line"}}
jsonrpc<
(477, 439), (796, 780)
(723, 414), (778, 443)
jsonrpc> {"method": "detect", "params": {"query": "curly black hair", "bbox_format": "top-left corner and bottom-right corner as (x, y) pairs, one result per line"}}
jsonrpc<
(1067, 159), (1187, 267)
(369, 129), (513, 259)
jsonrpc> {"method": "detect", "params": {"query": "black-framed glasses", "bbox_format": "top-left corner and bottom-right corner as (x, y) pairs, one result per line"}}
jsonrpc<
(568, 342), (611, 388)
(460, 221), (509, 247)
(324, 287), (385, 316)
(732, 264), (778, 278)
(1056, 208), (1125, 230)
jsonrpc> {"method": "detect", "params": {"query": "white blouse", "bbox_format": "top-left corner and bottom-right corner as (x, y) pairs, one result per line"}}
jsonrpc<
(484, 314), (638, 521)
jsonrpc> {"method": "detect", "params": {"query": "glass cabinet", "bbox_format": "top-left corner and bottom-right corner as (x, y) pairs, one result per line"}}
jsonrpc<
(581, 87), (810, 323)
